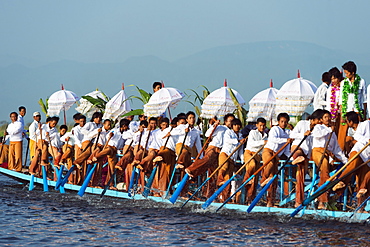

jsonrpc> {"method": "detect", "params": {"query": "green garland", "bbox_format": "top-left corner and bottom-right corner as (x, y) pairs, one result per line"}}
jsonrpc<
(341, 74), (363, 120)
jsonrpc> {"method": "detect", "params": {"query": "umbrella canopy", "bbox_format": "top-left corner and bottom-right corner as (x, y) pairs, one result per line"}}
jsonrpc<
(76, 89), (108, 118)
(201, 80), (245, 119)
(247, 81), (278, 122)
(275, 72), (317, 117)
(143, 87), (184, 117)
(103, 84), (131, 121)
(47, 85), (79, 118)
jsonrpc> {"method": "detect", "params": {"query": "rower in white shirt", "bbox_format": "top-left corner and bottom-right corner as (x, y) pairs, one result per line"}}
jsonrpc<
(29, 112), (41, 159)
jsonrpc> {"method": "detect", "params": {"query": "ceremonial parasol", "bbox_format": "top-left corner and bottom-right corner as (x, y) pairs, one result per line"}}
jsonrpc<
(143, 83), (184, 118)
(247, 80), (278, 122)
(47, 84), (80, 124)
(200, 79), (245, 119)
(275, 71), (317, 118)
(103, 84), (131, 121)
(76, 89), (108, 118)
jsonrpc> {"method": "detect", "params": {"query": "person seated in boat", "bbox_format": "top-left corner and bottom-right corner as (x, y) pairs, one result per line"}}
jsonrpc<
(261, 112), (291, 208)
(185, 114), (234, 198)
(73, 112), (103, 173)
(28, 112), (41, 160)
(4, 112), (23, 172)
(289, 110), (322, 207)
(71, 114), (86, 184)
(29, 116), (59, 176)
(311, 110), (347, 210)
(51, 124), (68, 169)
(151, 117), (177, 197)
(0, 136), (9, 168)
(217, 118), (245, 203)
(59, 129), (76, 184)
(333, 111), (370, 208)
(242, 117), (268, 205)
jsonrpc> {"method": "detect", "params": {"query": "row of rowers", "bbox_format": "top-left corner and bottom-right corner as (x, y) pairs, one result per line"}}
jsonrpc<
(3, 108), (370, 210)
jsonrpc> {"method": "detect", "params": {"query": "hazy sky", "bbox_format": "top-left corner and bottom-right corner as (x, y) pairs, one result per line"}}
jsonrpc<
(1, 0), (370, 64)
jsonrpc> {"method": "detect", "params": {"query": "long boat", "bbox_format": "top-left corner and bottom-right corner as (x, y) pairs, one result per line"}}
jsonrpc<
(0, 166), (369, 223)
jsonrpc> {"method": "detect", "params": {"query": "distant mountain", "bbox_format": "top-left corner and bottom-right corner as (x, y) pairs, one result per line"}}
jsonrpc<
(1, 41), (370, 123)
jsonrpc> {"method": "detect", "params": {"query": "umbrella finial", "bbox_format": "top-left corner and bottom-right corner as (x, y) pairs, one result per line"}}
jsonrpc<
(297, 70), (301, 78)
(61, 84), (64, 90)
(121, 83), (124, 90)
(270, 79), (273, 88)
(161, 80), (164, 88)
(96, 88), (99, 91)
(224, 79), (227, 87)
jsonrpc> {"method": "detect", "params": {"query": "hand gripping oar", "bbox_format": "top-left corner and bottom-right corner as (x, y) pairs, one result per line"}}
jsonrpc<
(247, 134), (312, 213)
(291, 141), (370, 217)
(78, 134), (113, 197)
(100, 140), (134, 198)
(180, 136), (249, 208)
(169, 124), (219, 203)
(164, 130), (189, 199)
(203, 143), (265, 209)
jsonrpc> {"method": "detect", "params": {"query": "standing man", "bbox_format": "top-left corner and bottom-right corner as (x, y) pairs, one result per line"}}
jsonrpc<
(5, 112), (23, 172)
(29, 112), (41, 159)
(313, 72), (331, 110)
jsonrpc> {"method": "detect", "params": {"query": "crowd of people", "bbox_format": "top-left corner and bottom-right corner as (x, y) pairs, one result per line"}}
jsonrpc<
(0, 61), (369, 212)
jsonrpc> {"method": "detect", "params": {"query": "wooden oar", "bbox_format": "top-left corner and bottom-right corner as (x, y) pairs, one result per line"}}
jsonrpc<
(23, 138), (30, 169)
(167, 126), (218, 202)
(100, 139), (133, 198)
(291, 141), (370, 217)
(78, 134), (113, 197)
(164, 130), (189, 199)
(350, 195), (370, 217)
(247, 132), (312, 213)
(180, 136), (249, 208)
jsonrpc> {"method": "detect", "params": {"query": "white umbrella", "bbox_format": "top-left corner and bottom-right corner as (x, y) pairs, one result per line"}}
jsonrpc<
(103, 84), (131, 121)
(201, 80), (245, 119)
(275, 71), (317, 118)
(143, 86), (184, 117)
(47, 84), (80, 124)
(247, 80), (278, 122)
(76, 89), (108, 118)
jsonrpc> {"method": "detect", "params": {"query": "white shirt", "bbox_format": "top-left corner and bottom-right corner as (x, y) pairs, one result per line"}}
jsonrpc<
(29, 120), (39, 141)
(205, 124), (228, 148)
(171, 124), (202, 153)
(265, 126), (290, 157)
(129, 121), (140, 133)
(339, 77), (367, 112)
(311, 124), (347, 163)
(351, 120), (370, 163)
(245, 129), (268, 154)
(35, 123), (57, 143)
(6, 121), (23, 142)
(60, 132), (76, 146)
(72, 125), (84, 148)
(220, 128), (243, 160)
(107, 128), (125, 150)
(313, 83), (329, 110)
(81, 122), (103, 142)
(289, 120), (313, 156)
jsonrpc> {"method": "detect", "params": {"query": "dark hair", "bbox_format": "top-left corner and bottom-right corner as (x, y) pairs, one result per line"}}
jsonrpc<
(309, 109), (324, 120)
(160, 117), (170, 125)
(103, 119), (111, 124)
(177, 112), (186, 118)
(277, 112), (290, 122)
(50, 116), (59, 122)
(60, 125), (68, 130)
(78, 115), (86, 121)
(177, 116), (186, 123)
(329, 67), (343, 80)
(152, 82), (162, 90)
(322, 72), (331, 83)
(171, 117), (178, 125)
(18, 106), (26, 112)
(46, 117), (51, 122)
(345, 111), (360, 124)
(120, 118), (130, 127)
(186, 111), (196, 119)
(140, 120), (148, 127)
(224, 113), (235, 123)
(342, 61), (357, 74)
(73, 113), (82, 120)
(256, 117), (266, 124)
(10, 112), (18, 117)
(231, 118), (242, 127)
(149, 117), (157, 123)
(91, 112), (103, 122)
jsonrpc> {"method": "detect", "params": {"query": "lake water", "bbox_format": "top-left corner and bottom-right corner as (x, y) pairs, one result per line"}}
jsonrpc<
(0, 174), (369, 246)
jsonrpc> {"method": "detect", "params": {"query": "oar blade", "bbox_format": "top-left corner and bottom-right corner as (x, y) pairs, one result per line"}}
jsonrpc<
(169, 173), (189, 204)
(77, 164), (97, 197)
(42, 166), (48, 192)
(202, 177), (233, 209)
(143, 166), (158, 198)
(247, 174), (277, 213)
(59, 165), (75, 188)
(29, 174), (35, 191)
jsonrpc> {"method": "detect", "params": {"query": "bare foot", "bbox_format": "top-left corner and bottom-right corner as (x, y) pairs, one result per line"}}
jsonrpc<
(92, 157), (97, 162)
(294, 202), (301, 208)
(75, 164), (82, 170)
(109, 186), (117, 191)
(332, 181), (345, 191)
(261, 177), (272, 187)
(176, 164), (184, 169)
(153, 156), (163, 163)
(292, 156), (305, 165)
(41, 161), (48, 166)
(247, 177), (255, 185)
(136, 164), (144, 170)
(266, 201), (275, 207)
(132, 160), (140, 165)
(115, 165), (123, 171)
(356, 189), (368, 198)
(185, 168), (193, 177)
(318, 202), (327, 210)
(87, 159), (92, 164)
